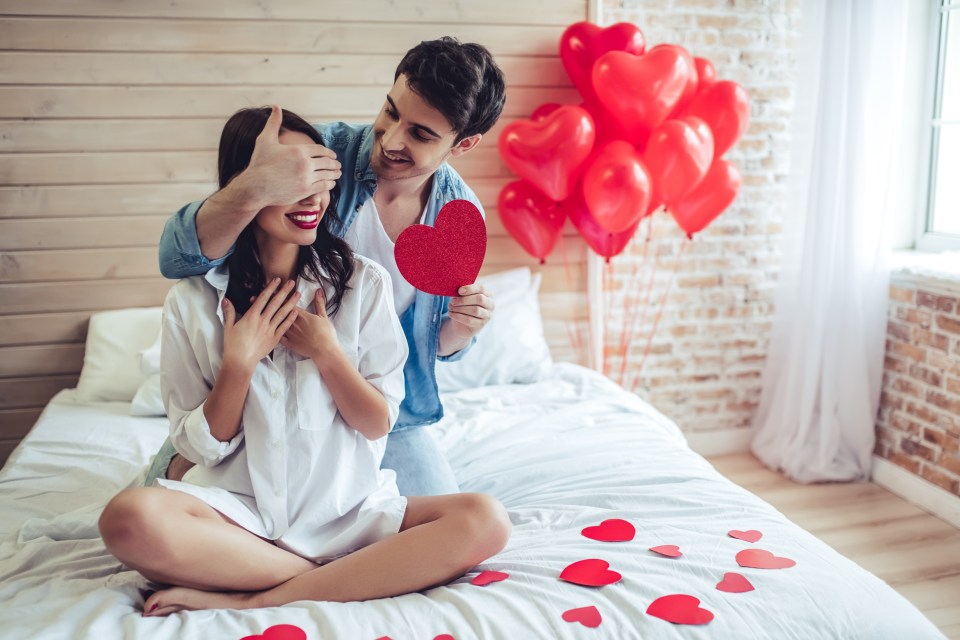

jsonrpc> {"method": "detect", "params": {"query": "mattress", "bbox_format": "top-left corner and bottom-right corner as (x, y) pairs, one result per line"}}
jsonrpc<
(0, 363), (944, 639)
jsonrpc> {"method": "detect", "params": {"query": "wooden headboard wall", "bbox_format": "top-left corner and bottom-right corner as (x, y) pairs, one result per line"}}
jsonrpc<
(0, 1), (593, 463)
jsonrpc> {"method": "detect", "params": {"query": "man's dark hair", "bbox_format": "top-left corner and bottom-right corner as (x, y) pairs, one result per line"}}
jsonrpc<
(217, 107), (353, 317)
(394, 36), (506, 142)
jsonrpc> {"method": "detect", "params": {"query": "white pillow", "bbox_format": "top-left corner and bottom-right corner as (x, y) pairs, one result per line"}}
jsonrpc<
(75, 307), (162, 403)
(130, 330), (165, 416)
(436, 267), (553, 392)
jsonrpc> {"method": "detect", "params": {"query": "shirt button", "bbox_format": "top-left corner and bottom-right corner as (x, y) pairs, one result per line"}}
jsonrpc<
(271, 438), (280, 448)
(274, 488), (282, 496)
(272, 390), (280, 399)
(355, 203), (362, 212)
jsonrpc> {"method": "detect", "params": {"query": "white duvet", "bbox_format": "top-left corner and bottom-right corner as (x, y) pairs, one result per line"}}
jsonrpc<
(0, 363), (944, 639)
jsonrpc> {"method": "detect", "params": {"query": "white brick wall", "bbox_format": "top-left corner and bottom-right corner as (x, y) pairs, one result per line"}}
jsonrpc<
(595, 0), (801, 435)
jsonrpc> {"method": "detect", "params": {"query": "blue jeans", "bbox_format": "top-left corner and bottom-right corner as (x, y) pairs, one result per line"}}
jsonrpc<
(382, 427), (460, 496)
(143, 427), (459, 497)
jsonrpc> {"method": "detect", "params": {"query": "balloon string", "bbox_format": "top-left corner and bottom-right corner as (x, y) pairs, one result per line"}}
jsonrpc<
(632, 236), (688, 393)
(557, 232), (584, 366)
(617, 215), (654, 385)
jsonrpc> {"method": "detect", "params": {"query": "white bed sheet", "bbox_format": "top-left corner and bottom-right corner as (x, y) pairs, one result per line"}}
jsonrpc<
(0, 363), (944, 639)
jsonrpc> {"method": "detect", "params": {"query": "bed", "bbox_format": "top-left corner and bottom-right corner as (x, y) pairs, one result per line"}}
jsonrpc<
(0, 268), (945, 640)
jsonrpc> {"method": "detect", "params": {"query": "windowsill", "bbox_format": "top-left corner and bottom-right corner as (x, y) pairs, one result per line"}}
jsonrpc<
(890, 249), (960, 292)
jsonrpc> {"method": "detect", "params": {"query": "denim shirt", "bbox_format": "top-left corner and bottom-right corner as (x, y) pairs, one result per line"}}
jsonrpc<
(158, 122), (480, 431)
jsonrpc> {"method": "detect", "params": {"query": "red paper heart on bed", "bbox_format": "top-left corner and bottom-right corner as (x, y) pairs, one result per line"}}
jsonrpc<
(471, 570), (509, 586)
(650, 544), (683, 558)
(736, 548), (796, 569)
(646, 594), (714, 625)
(394, 199), (487, 297)
(559, 559), (622, 587)
(581, 518), (635, 542)
(240, 624), (306, 640)
(562, 605), (603, 628)
(716, 572), (755, 593)
(433, 636), (455, 640)
(728, 529), (763, 543)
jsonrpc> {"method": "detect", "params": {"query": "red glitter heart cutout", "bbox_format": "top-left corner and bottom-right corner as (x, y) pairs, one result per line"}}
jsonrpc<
(562, 605), (603, 628)
(559, 559), (622, 587)
(728, 529), (763, 543)
(647, 594), (714, 625)
(240, 624), (306, 640)
(736, 548), (796, 569)
(471, 570), (509, 586)
(716, 572), (755, 593)
(394, 199), (486, 297)
(581, 518), (635, 542)
(650, 544), (683, 558)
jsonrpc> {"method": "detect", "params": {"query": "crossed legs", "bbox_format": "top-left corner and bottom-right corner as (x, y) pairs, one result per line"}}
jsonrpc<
(98, 487), (511, 616)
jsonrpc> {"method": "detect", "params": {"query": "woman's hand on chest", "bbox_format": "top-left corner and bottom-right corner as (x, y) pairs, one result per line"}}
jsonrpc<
(280, 288), (339, 361)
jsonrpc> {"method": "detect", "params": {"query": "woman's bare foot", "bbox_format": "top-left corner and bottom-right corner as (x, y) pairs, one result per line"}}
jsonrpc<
(142, 586), (260, 617)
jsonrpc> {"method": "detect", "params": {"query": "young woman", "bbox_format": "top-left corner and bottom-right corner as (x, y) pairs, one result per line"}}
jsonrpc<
(98, 107), (511, 616)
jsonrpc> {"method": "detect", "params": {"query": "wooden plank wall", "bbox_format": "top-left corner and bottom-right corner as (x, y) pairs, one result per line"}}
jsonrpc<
(0, 0), (591, 464)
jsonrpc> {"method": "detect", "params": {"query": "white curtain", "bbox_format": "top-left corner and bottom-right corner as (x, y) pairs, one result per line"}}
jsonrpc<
(751, 0), (909, 483)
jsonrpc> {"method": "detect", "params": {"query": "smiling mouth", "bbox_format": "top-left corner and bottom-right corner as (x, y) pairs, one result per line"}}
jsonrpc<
(286, 211), (320, 229)
(380, 145), (410, 164)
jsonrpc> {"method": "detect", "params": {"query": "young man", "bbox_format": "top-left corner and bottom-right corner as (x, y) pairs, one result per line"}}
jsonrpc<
(149, 37), (507, 496)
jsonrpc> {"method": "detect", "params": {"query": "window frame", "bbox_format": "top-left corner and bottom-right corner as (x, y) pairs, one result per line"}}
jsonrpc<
(916, 0), (960, 251)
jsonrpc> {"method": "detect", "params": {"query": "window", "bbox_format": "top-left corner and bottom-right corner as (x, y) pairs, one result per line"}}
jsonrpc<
(919, 0), (960, 250)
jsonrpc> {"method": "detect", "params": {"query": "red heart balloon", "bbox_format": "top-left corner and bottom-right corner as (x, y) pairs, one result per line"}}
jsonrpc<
(736, 548), (796, 570)
(645, 116), (714, 205)
(559, 21), (646, 108)
(498, 105), (596, 201)
(471, 570), (509, 586)
(592, 46), (695, 146)
(582, 140), (652, 233)
(240, 624), (307, 640)
(728, 529), (763, 543)
(683, 80), (750, 159)
(646, 594), (714, 625)
(648, 44), (698, 118)
(670, 160), (740, 238)
(562, 605), (603, 628)
(530, 102), (561, 122)
(559, 558), (622, 587)
(497, 180), (564, 262)
(563, 189), (640, 260)
(581, 518), (635, 542)
(716, 572), (755, 593)
(394, 199), (486, 296)
(649, 544), (683, 558)
(694, 57), (717, 91)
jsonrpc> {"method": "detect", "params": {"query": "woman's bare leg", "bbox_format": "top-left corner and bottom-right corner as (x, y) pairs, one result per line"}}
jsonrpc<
(99, 487), (316, 596)
(142, 492), (511, 615)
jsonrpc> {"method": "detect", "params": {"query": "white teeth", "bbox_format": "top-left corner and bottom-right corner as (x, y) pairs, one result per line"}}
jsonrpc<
(288, 213), (317, 222)
(384, 150), (405, 162)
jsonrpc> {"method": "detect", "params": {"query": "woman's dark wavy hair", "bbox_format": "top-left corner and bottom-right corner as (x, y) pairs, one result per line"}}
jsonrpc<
(218, 107), (353, 317)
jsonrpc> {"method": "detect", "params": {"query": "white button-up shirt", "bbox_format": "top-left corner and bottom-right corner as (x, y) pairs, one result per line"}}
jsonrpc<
(157, 256), (409, 561)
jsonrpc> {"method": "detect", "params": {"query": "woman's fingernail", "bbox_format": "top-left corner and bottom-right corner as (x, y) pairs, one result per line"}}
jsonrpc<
(147, 603), (158, 613)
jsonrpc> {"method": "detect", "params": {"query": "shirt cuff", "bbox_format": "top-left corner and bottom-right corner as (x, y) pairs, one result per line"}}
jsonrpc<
(437, 335), (477, 362)
(182, 402), (243, 466)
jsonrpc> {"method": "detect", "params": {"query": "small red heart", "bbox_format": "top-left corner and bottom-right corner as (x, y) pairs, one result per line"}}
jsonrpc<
(394, 199), (486, 297)
(562, 605), (603, 628)
(374, 637), (394, 640)
(471, 570), (509, 586)
(240, 624), (307, 640)
(646, 594), (714, 625)
(649, 545), (682, 558)
(728, 529), (763, 543)
(559, 559), (622, 587)
(433, 636), (455, 640)
(736, 548), (796, 570)
(716, 572), (755, 593)
(581, 518), (635, 542)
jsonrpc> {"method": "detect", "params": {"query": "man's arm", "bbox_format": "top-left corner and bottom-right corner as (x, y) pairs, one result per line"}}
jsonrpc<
(157, 105), (341, 279)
